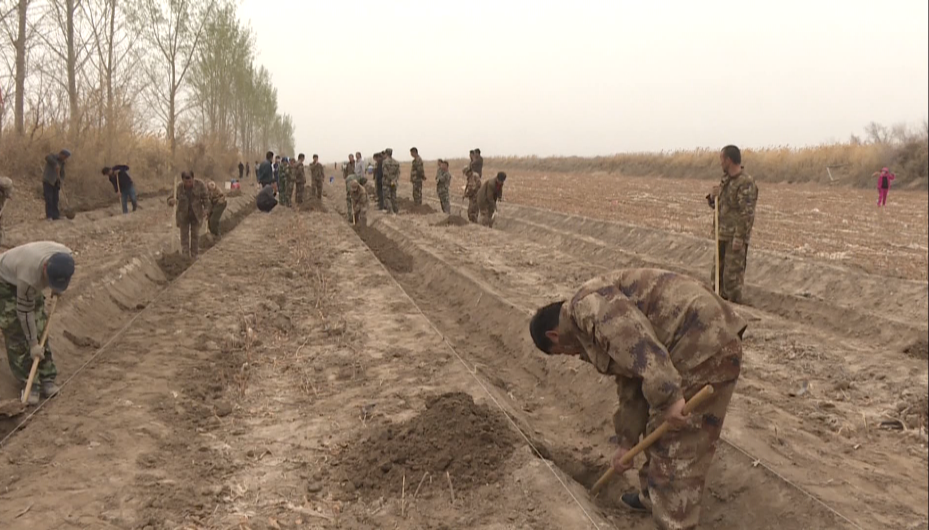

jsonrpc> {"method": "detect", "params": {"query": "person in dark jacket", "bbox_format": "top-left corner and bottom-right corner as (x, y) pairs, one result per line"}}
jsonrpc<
(238, 161), (245, 180)
(102, 165), (138, 214)
(257, 151), (275, 187)
(374, 151), (385, 210)
(43, 149), (71, 220)
(257, 183), (278, 213)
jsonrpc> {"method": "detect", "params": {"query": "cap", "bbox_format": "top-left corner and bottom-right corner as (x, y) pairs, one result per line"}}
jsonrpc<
(60, 149), (72, 157)
(46, 252), (75, 293)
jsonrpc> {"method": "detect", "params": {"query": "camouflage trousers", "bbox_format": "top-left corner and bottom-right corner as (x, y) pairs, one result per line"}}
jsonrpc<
(383, 181), (398, 213)
(711, 239), (748, 304)
(412, 180), (423, 205)
(467, 196), (479, 223)
(633, 340), (742, 530)
(312, 177), (324, 200)
(279, 175), (292, 206)
(208, 203), (226, 237)
(179, 217), (202, 259)
(353, 206), (367, 227)
(437, 186), (450, 214)
(0, 282), (57, 389)
(295, 179), (306, 204)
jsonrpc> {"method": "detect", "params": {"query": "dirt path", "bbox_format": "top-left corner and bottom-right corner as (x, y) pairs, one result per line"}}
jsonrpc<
(324, 181), (926, 530)
(0, 205), (618, 530)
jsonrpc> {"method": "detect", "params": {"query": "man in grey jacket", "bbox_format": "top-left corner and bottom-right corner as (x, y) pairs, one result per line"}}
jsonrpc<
(43, 149), (71, 220)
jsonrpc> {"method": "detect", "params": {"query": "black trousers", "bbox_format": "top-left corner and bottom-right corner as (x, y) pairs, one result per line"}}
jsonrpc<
(43, 182), (60, 220)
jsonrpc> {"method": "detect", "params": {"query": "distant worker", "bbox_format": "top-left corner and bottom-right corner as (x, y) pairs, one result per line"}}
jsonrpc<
(463, 167), (481, 223)
(278, 157), (293, 207)
(872, 167), (895, 207)
(373, 152), (385, 210)
(477, 171), (506, 228)
(436, 159), (452, 214)
(470, 148), (484, 177)
(294, 154), (307, 204)
(0, 241), (75, 405)
(258, 151), (275, 188)
(410, 147), (425, 205)
(382, 148), (400, 214)
(355, 152), (365, 180)
(102, 165), (138, 214)
(706, 145), (757, 304)
(257, 182), (279, 213)
(529, 268), (746, 530)
(348, 180), (369, 227)
(310, 154), (325, 200)
(0, 177), (13, 247)
(43, 149), (71, 221)
(238, 161), (245, 180)
(206, 181), (227, 238)
(343, 154), (356, 179)
(167, 171), (210, 259)
(246, 160), (251, 180)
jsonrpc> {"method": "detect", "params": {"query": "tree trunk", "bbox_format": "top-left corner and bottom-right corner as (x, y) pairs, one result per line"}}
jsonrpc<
(105, 0), (116, 159)
(66, 0), (78, 143)
(14, 0), (29, 136)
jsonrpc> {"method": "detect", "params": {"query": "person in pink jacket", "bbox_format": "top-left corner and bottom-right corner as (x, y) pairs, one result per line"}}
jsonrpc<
(872, 167), (895, 207)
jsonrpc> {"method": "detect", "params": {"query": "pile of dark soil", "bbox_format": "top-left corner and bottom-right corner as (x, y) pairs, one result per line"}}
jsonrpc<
(333, 392), (519, 498)
(433, 215), (469, 227)
(356, 227), (414, 273)
(397, 197), (437, 215)
(297, 198), (327, 212)
(158, 252), (192, 281)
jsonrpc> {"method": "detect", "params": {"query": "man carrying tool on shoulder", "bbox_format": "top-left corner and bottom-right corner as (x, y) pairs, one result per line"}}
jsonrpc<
(0, 241), (75, 405)
(529, 268), (746, 530)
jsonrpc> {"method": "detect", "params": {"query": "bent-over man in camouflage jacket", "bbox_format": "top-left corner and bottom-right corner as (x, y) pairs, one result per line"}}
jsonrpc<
(706, 145), (758, 304)
(530, 268), (746, 530)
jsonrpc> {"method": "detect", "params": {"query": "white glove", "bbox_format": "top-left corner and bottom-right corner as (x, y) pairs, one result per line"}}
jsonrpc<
(30, 344), (45, 361)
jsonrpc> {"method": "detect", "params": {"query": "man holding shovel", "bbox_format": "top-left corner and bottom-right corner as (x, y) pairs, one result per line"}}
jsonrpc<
(167, 171), (210, 259)
(529, 268), (746, 530)
(0, 241), (74, 405)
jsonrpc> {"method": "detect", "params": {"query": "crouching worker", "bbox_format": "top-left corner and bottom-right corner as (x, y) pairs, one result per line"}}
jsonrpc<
(257, 182), (278, 213)
(0, 242), (75, 404)
(349, 180), (368, 227)
(529, 268), (746, 530)
(167, 171), (210, 259)
(206, 181), (227, 238)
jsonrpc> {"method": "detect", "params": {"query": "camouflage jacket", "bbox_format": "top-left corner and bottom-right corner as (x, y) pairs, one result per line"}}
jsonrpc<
(711, 171), (758, 241)
(294, 162), (306, 183)
(411, 157), (425, 183)
(207, 185), (226, 207)
(463, 170), (481, 198)
(558, 268), (747, 446)
(349, 182), (368, 210)
(279, 163), (292, 182)
(171, 179), (210, 225)
(436, 169), (452, 190)
(383, 158), (401, 185)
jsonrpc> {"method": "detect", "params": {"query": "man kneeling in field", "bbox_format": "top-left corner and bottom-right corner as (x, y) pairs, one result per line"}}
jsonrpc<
(529, 268), (746, 530)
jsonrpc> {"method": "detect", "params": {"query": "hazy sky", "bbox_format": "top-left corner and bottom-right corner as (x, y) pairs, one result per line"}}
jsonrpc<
(238, 0), (929, 162)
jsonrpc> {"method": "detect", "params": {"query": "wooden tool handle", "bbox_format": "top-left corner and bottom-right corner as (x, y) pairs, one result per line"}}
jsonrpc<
(590, 384), (715, 496)
(21, 296), (59, 404)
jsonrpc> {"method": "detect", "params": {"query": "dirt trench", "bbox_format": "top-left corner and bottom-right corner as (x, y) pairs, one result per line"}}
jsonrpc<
(346, 210), (926, 530)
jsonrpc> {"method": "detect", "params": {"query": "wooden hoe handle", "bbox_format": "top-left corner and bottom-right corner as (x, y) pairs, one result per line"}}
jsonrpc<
(590, 384), (715, 496)
(21, 296), (59, 404)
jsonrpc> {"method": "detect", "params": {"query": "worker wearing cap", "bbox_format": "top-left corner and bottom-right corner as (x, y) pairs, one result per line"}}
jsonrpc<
(0, 241), (75, 405)
(43, 149), (71, 221)
(477, 171), (506, 228)
(0, 176), (13, 247)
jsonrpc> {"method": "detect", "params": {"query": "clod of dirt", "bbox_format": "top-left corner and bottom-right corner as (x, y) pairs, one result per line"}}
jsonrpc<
(433, 215), (469, 227)
(397, 197), (437, 215)
(213, 401), (233, 417)
(63, 330), (102, 349)
(333, 392), (519, 498)
(904, 338), (928, 360)
(158, 252), (193, 281)
(355, 227), (414, 273)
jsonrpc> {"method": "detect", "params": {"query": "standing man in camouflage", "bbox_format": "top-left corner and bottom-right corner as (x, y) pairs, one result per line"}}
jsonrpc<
(463, 166), (481, 223)
(529, 268), (746, 530)
(310, 154), (325, 200)
(410, 147), (425, 205)
(278, 157), (293, 207)
(167, 171), (210, 259)
(382, 148), (400, 214)
(477, 172), (506, 228)
(373, 151), (385, 210)
(0, 241), (75, 404)
(436, 159), (452, 214)
(706, 145), (758, 304)
(294, 154), (307, 205)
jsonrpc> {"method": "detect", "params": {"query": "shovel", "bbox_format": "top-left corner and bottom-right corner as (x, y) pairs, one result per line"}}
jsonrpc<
(590, 384), (715, 496)
(0, 296), (59, 417)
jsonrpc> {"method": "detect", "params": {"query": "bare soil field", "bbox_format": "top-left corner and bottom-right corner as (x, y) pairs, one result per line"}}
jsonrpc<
(0, 171), (925, 530)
